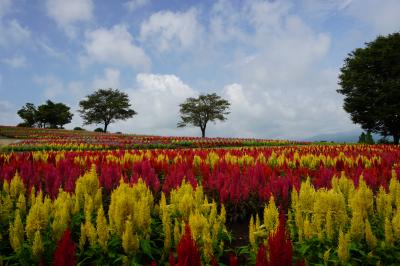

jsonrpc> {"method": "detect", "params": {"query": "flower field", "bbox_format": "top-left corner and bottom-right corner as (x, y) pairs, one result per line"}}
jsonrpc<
(0, 126), (305, 151)
(1, 129), (400, 265)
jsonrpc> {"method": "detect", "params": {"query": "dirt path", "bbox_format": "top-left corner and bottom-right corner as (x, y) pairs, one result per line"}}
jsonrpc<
(0, 138), (22, 147)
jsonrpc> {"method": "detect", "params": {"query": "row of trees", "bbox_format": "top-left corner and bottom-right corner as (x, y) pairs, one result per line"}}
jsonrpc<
(18, 89), (231, 137)
(17, 101), (73, 128)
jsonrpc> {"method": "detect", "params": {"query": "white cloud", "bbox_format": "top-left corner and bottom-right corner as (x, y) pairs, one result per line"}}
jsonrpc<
(300, 0), (352, 17)
(140, 8), (202, 52)
(124, 0), (149, 12)
(0, 19), (30, 46)
(3, 55), (27, 68)
(115, 73), (198, 135)
(33, 75), (64, 100)
(46, 0), (93, 37)
(345, 0), (400, 35)
(198, 0), (357, 139)
(81, 24), (151, 70)
(0, 100), (18, 126)
(37, 40), (66, 60)
(92, 68), (121, 90)
(67, 81), (85, 98)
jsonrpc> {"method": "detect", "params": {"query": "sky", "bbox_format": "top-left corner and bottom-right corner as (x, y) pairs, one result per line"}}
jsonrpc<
(0, 0), (399, 139)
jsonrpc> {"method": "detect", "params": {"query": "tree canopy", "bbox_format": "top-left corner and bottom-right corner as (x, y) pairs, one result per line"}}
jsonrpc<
(17, 100), (73, 128)
(178, 93), (230, 138)
(338, 32), (400, 144)
(17, 103), (37, 127)
(79, 88), (137, 132)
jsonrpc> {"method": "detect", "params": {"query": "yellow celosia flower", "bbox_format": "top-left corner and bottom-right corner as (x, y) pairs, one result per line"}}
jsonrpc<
(332, 172), (355, 203)
(9, 172), (25, 199)
(9, 210), (24, 252)
(0, 194), (13, 224)
(79, 223), (86, 250)
(337, 230), (349, 265)
(3, 178), (10, 195)
(350, 211), (364, 241)
(108, 179), (153, 238)
(299, 178), (316, 215)
(84, 195), (94, 223)
(75, 165), (100, 210)
(389, 175), (400, 208)
(52, 190), (72, 241)
(249, 215), (256, 248)
(173, 218), (181, 246)
(16, 193), (26, 218)
(376, 187), (392, 220)
(303, 218), (313, 240)
(25, 193), (50, 241)
(28, 187), (36, 208)
(86, 221), (97, 247)
(202, 229), (213, 263)
(96, 206), (109, 251)
(122, 218), (139, 255)
(365, 219), (377, 249)
(325, 210), (334, 240)
(220, 204), (226, 224)
(392, 210), (400, 240)
(32, 230), (43, 259)
(384, 217), (394, 247)
(349, 176), (373, 220)
(323, 249), (330, 266)
(263, 196), (279, 234)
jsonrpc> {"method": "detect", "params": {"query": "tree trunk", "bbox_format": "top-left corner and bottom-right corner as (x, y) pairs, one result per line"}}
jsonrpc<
(201, 127), (205, 138)
(393, 132), (399, 145)
(104, 123), (108, 133)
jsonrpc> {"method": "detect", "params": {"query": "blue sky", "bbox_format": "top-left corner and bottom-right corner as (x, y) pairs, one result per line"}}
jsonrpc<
(0, 0), (399, 139)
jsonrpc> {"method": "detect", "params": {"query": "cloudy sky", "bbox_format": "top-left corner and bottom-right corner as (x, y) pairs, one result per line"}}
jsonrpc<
(0, 0), (399, 139)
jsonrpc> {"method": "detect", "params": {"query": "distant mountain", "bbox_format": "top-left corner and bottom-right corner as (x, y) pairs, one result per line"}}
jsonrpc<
(303, 130), (382, 143)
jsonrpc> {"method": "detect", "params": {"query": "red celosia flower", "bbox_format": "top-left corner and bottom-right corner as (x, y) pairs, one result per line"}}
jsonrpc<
(267, 214), (293, 266)
(169, 251), (176, 266)
(256, 243), (268, 266)
(53, 228), (77, 266)
(176, 224), (201, 266)
(229, 253), (238, 266)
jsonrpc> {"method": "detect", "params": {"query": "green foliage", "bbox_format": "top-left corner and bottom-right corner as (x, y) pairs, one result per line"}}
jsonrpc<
(359, 132), (375, 144)
(365, 132), (374, 144)
(17, 103), (37, 127)
(338, 32), (400, 144)
(178, 93), (230, 138)
(79, 88), (137, 132)
(94, 128), (104, 133)
(358, 132), (366, 144)
(17, 101), (73, 129)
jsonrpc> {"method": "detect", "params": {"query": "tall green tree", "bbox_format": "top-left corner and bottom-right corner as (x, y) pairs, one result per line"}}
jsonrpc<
(79, 88), (137, 132)
(17, 103), (37, 127)
(358, 132), (366, 144)
(338, 32), (400, 144)
(37, 100), (73, 128)
(178, 93), (230, 138)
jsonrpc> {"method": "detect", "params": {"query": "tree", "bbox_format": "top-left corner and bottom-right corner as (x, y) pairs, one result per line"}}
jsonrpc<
(338, 32), (400, 144)
(79, 89), (137, 132)
(17, 103), (37, 127)
(178, 93), (230, 138)
(17, 101), (72, 128)
(37, 100), (73, 128)
(358, 131), (375, 144)
(358, 132), (366, 144)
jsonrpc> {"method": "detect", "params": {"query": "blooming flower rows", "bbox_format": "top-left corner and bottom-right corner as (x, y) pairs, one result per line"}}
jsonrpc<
(0, 144), (400, 264)
(0, 126), (304, 151)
